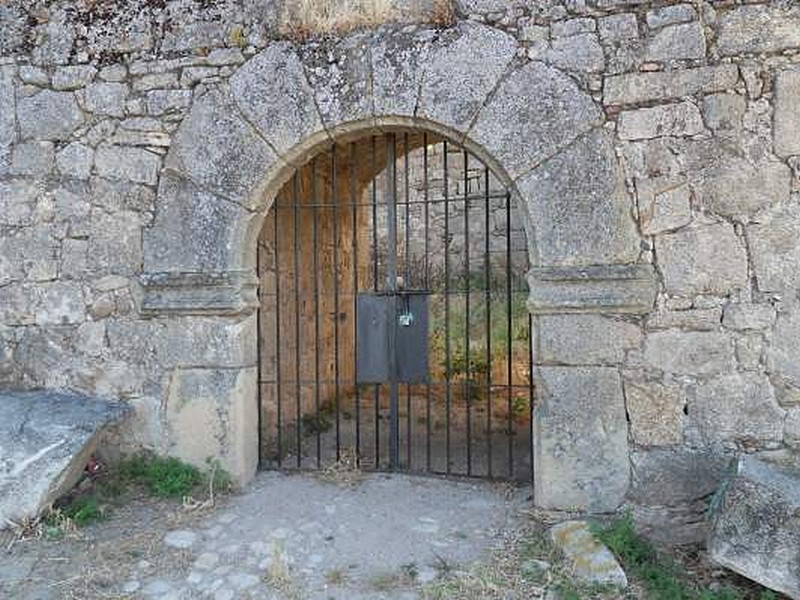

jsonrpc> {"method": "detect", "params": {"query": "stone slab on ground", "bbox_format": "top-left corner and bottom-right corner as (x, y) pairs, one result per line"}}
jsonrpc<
(0, 390), (129, 528)
(550, 520), (628, 589)
(708, 454), (800, 600)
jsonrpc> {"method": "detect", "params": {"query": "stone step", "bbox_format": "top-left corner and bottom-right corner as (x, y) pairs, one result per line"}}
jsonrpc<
(550, 520), (628, 589)
(708, 453), (800, 600)
(0, 390), (129, 528)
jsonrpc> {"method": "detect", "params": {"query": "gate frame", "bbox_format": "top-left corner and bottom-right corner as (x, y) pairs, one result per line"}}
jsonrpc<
(141, 22), (657, 512)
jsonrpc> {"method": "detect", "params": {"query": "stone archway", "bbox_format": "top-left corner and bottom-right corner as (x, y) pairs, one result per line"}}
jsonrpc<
(142, 21), (656, 512)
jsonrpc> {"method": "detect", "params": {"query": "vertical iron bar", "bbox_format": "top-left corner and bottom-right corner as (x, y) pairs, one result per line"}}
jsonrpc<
(351, 142), (361, 465)
(386, 133), (399, 471)
(443, 140), (451, 475)
(506, 191), (513, 478)
(423, 135), (432, 473)
(372, 135), (380, 468)
(332, 145), (341, 463)
(484, 166), (492, 478)
(312, 157), (321, 469)
(404, 133), (412, 470)
(464, 149), (471, 477)
(293, 172), (302, 469)
(275, 194), (283, 468)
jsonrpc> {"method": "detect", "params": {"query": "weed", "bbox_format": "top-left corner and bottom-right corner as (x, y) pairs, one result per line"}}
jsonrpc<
(119, 454), (202, 498)
(324, 568), (349, 586)
(58, 497), (106, 526)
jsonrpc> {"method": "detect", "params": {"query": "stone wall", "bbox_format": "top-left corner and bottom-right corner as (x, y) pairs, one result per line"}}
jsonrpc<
(1, 0), (799, 544)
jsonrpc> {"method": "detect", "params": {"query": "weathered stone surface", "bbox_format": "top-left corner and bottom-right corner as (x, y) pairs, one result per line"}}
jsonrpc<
(536, 314), (641, 365)
(688, 374), (784, 447)
(83, 82), (128, 117)
(646, 308), (721, 331)
(231, 42), (327, 160)
(141, 271), (258, 317)
(517, 129), (640, 267)
(418, 22), (517, 135)
(30, 8), (73, 65)
(635, 175), (691, 235)
(300, 31), (374, 132)
(95, 144), (161, 185)
(546, 33), (605, 73)
(695, 158), (790, 221)
(774, 68), (800, 159)
(717, 4), (800, 56)
(470, 61), (601, 179)
(749, 201), (800, 292)
(703, 93), (746, 132)
(655, 221), (748, 296)
(0, 67), (16, 154)
(11, 142), (55, 176)
(17, 90), (85, 141)
(0, 391), (129, 527)
(645, 22), (705, 61)
(535, 367), (629, 512)
(709, 455), (800, 599)
(56, 142), (94, 179)
(370, 26), (435, 120)
(550, 521), (628, 588)
(618, 101), (704, 140)
(52, 65), (96, 90)
(769, 310), (800, 391)
(165, 85), (281, 209)
(722, 303), (776, 331)
(646, 4), (696, 29)
(528, 264), (657, 314)
(604, 65), (738, 106)
(645, 330), (733, 376)
(144, 173), (256, 273)
(625, 380), (685, 446)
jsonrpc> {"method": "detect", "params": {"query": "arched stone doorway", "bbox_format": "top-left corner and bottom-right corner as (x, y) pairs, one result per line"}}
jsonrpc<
(142, 21), (656, 512)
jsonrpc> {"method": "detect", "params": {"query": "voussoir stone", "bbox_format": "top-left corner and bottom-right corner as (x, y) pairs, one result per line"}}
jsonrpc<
(144, 173), (256, 273)
(371, 25), (436, 120)
(232, 42), (327, 160)
(655, 221), (748, 296)
(17, 90), (85, 141)
(717, 4), (800, 56)
(470, 60), (602, 180)
(617, 101), (704, 140)
(300, 31), (374, 131)
(418, 22), (517, 137)
(517, 129), (639, 267)
(165, 85), (281, 209)
(535, 367), (629, 512)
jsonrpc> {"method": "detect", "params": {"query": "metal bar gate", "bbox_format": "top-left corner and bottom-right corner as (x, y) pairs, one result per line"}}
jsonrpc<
(256, 131), (533, 481)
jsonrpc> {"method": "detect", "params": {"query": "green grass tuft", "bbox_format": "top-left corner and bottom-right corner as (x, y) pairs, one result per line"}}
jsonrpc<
(119, 454), (203, 498)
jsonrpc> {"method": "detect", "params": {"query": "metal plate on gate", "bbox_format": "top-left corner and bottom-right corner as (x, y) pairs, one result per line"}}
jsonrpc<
(356, 293), (429, 384)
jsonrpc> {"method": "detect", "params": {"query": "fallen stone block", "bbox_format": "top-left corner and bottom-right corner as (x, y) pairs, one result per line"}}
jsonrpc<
(708, 454), (800, 599)
(550, 520), (628, 589)
(0, 390), (129, 528)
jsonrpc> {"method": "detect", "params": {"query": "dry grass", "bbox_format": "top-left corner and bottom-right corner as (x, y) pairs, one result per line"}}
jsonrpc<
(280, 0), (455, 39)
(315, 448), (364, 487)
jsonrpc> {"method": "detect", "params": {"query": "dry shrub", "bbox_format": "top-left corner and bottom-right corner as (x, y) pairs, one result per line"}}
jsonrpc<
(281, 0), (455, 40)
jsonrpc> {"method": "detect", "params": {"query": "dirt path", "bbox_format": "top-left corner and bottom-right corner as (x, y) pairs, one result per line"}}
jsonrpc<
(1, 471), (531, 599)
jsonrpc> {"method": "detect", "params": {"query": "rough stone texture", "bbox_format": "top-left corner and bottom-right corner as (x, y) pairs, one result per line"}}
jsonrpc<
(645, 331), (734, 376)
(617, 101), (704, 141)
(722, 303), (777, 331)
(165, 85), (281, 209)
(17, 90), (85, 141)
(646, 22), (705, 61)
(0, 391), (129, 527)
(709, 455), (800, 599)
(688, 373), (785, 448)
(604, 66), (738, 106)
(749, 201), (800, 293)
(625, 380), (685, 446)
(769, 309), (800, 391)
(774, 69), (800, 159)
(636, 175), (691, 235)
(471, 60), (602, 179)
(536, 314), (641, 365)
(231, 42), (326, 161)
(716, 4), (800, 56)
(550, 521), (628, 588)
(655, 221), (748, 296)
(418, 22), (517, 136)
(535, 367), (629, 512)
(518, 129), (640, 267)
